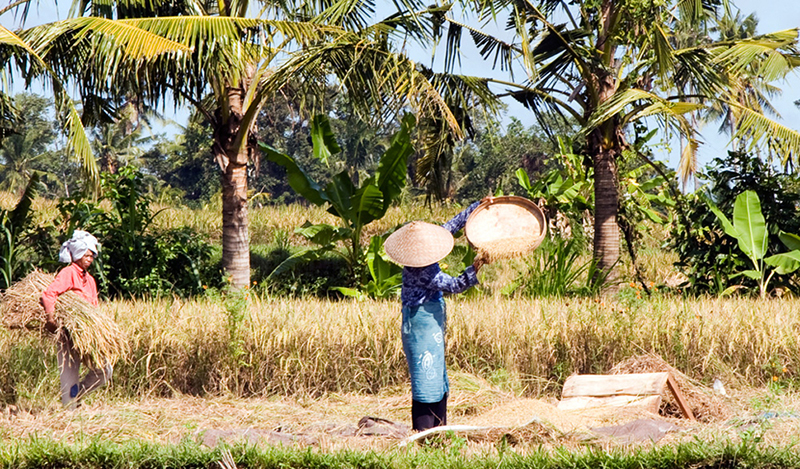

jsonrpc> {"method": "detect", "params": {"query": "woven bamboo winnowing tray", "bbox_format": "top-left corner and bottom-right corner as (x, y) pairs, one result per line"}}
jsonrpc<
(465, 196), (547, 259)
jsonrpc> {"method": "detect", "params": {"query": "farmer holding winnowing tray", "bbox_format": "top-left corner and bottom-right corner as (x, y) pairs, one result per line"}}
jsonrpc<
(384, 199), (492, 431)
(41, 230), (112, 408)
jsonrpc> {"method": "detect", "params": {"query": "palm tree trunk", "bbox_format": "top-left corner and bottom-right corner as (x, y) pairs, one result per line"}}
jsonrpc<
(588, 1), (622, 293)
(593, 146), (620, 292)
(216, 83), (252, 289)
(221, 154), (250, 288)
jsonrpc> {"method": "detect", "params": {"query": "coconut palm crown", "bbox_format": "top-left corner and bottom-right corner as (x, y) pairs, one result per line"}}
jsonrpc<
(0, 0), (191, 192)
(437, 0), (800, 289)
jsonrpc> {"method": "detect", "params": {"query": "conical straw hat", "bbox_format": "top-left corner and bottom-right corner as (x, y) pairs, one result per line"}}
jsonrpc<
(384, 221), (455, 267)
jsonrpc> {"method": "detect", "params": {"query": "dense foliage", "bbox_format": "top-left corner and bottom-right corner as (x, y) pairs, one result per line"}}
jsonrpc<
(56, 166), (220, 297)
(671, 151), (800, 295)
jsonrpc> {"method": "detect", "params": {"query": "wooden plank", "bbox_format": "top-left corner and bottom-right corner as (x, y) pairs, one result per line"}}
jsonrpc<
(561, 373), (669, 398)
(557, 395), (662, 413)
(666, 374), (696, 420)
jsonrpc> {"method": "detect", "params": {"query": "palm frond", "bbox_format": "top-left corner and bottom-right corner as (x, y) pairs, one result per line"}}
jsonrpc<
(671, 47), (726, 98)
(358, 4), (446, 45)
(313, 0), (375, 31)
(443, 19), (462, 72)
(505, 86), (580, 142)
(728, 101), (800, 167)
(652, 23), (675, 80)
(446, 17), (518, 73)
(512, 5), (535, 82)
(32, 16), (343, 113)
(677, 136), (699, 183)
(584, 88), (655, 132)
(586, 87), (704, 180)
(25, 16), (191, 59)
(0, 90), (18, 143)
(426, 71), (502, 117)
(124, 16), (340, 49)
(676, 0), (705, 26)
(0, 0), (35, 20)
(711, 29), (800, 81)
(415, 115), (454, 199)
(256, 34), (464, 139)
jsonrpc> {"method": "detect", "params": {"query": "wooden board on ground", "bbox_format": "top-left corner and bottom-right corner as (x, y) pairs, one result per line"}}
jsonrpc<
(557, 395), (663, 413)
(557, 372), (695, 420)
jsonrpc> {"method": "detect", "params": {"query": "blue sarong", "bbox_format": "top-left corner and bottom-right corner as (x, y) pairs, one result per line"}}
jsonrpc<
(401, 298), (448, 403)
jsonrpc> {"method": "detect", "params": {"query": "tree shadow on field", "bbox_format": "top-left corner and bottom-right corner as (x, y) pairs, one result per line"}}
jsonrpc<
(250, 246), (350, 297)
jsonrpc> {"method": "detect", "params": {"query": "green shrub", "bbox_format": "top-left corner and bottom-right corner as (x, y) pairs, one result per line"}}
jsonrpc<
(56, 166), (221, 298)
(509, 237), (604, 297)
(671, 151), (800, 295)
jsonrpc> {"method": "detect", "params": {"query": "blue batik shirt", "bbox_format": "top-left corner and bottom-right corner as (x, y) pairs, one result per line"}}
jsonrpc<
(400, 201), (480, 307)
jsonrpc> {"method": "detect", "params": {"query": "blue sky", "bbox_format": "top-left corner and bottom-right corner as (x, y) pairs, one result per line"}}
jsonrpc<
(2, 0), (799, 174)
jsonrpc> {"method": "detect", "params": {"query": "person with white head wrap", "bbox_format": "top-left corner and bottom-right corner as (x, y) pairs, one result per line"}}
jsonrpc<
(58, 230), (99, 264)
(42, 230), (112, 408)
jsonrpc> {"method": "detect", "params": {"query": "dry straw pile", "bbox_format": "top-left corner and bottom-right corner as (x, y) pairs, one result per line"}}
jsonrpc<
(611, 354), (731, 422)
(1, 270), (128, 367)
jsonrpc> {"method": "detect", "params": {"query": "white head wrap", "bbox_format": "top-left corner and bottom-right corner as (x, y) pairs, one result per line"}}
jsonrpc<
(58, 230), (100, 264)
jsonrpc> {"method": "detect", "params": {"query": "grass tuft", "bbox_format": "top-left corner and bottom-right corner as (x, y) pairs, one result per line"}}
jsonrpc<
(2, 437), (800, 469)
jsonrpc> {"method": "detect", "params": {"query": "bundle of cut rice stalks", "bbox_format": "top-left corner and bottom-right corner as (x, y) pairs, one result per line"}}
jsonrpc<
(1, 270), (128, 367)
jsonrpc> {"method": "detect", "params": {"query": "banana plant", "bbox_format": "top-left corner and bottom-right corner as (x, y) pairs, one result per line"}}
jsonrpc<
(516, 137), (591, 233)
(709, 190), (800, 298)
(332, 235), (402, 300)
(259, 113), (415, 285)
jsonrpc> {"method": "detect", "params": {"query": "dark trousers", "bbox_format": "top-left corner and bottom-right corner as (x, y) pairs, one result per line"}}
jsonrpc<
(411, 393), (448, 431)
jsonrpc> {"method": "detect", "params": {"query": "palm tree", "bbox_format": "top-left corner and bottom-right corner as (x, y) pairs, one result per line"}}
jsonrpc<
(0, 3), (191, 192)
(24, 3), (332, 286)
(701, 8), (784, 160)
(436, 0), (800, 289)
(33, 0), (497, 287)
(0, 93), (56, 193)
(92, 102), (155, 173)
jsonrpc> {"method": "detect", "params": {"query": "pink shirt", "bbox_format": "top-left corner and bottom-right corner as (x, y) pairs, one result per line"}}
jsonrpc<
(41, 263), (99, 314)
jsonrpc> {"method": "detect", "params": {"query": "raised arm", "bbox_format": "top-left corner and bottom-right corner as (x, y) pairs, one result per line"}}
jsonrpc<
(429, 266), (479, 294)
(442, 201), (480, 234)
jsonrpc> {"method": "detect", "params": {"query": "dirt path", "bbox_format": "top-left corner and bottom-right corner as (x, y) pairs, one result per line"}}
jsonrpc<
(3, 380), (800, 452)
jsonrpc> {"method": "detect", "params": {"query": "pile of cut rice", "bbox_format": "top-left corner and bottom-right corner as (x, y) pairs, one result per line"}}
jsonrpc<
(1, 270), (128, 367)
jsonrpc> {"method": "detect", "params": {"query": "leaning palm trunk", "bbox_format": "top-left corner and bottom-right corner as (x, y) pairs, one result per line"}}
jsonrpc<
(0, 270), (128, 367)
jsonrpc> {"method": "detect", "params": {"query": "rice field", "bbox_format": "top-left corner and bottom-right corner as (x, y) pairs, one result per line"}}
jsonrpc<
(6, 194), (800, 461)
(0, 194), (794, 400)
(0, 190), (479, 245)
(3, 291), (799, 407)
